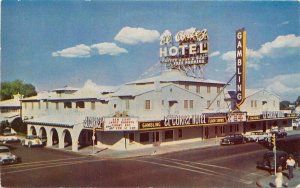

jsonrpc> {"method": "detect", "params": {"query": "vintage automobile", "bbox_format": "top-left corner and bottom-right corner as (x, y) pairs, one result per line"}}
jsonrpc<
(220, 134), (246, 145)
(270, 131), (288, 139)
(244, 131), (271, 142)
(21, 135), (43, 148)
(257, 150), (300, 172)
(0, 145), (21, 165)
(0, 133), (20, 143)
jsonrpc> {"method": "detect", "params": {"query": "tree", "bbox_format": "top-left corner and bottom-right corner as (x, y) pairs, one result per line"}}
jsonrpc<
(280, 101), (291, 110)
(0, 80), (37, 100)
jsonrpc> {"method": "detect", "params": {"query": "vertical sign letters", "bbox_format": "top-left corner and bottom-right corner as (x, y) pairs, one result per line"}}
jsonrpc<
(236, 28), (247, 109)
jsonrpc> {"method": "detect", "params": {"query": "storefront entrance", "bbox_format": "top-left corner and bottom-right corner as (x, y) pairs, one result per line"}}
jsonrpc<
(152, 131), (160, 145)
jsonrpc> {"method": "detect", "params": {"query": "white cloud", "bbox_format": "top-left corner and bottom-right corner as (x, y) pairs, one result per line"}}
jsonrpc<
(52, 44), (91, 58)
(281, 21), (289, 25)
(209, 51), (221, 58)
(114, 26), (160, 45)
(221, 34), (300, 72)
(91, 42), (128, 56)
(139, 62), (163, 79)
(264, 73), (300, 101)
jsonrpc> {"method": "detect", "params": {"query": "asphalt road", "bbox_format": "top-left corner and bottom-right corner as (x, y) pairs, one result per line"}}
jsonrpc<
(1, 140), (279, 187)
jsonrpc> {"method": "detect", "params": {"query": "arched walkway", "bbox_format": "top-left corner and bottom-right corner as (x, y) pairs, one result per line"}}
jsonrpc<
(29, 126), (37, 136)
(49, 128), (59, 147)
(38, 127), (47, 146)
(61, 129), (72, 150)
(78, 129), (96, 149)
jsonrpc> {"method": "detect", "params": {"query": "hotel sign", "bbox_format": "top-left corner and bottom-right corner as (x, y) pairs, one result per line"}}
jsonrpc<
(262, 111), (285, 119)
(83, 116), (103, 129)
(159, 28), (208, 66)
(236, 28), (247, 109)
(104, 117), (138, 131)
(228, 112), (247, 122)
(164, 114), (206, 127)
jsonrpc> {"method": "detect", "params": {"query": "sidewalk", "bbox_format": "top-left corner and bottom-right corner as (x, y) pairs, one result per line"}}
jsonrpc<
(257, 168), (300, 188)
(78, 137), (222, 159)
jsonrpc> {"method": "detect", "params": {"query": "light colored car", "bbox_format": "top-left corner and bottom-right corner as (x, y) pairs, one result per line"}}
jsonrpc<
(21, 135), (43, 148)
(244, 131), (270, 142)
(0, 146), (20, 165)
(0, 133), (20, 143)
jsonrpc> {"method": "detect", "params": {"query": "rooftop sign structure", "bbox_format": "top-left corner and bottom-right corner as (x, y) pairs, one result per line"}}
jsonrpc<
(159, 28), (209, 78)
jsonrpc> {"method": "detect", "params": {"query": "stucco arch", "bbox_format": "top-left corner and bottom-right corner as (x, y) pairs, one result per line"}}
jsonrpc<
(29, 126), (37, 135)
(61, 129), (72, 149)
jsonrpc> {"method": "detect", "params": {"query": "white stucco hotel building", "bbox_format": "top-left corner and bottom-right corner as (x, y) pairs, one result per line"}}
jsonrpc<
(19, 70), (297, 152)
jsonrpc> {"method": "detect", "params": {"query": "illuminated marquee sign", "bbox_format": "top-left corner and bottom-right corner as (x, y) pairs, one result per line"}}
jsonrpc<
(104, 117), (138, 131)
(262, 111), (285, 119)
(164, 114), (206, 127)
(159, 28), (208, 66)
(139, 121), (162, 129)
(228, 112), (247, 123)
(83, 116), (103, 129)
(236, 28), (247, 109)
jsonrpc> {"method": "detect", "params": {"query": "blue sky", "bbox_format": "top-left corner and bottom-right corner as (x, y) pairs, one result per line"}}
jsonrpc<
(2, 1), (300, 101)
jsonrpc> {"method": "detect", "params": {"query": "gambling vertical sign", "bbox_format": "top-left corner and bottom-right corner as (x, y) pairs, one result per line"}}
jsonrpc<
(236, 28), (247, 109)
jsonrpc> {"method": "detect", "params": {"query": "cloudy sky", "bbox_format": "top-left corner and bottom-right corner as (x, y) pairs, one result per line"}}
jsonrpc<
(2, 1), (300, 101)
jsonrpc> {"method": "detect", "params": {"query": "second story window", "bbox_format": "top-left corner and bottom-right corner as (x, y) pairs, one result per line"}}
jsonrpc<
(76, 101), (85, 108)
(46, 101), (49, 109)
(207, 86), (211, 93)
(189, 100), (193, 109)
(196, 85), (200, 93)
(145, 100), (151, 110)
(64, 102), (72, 109)
(55, 102), (59, 110)
(125, 100), (129, 110)
(91, 101), (95, 110)
(184, 100), (188, 109)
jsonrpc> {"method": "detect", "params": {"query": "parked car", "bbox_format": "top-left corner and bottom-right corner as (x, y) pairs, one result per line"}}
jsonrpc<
(220, 134), (246, 145)
(257, 150), (300, 172)
(0, 145), (21, 165)
(270, 131), (287, 139)
(21, 135), (43, 148)
(38, 135), (47, 146)
(244, 131), (270, 142)
(0, 133), (20, 143)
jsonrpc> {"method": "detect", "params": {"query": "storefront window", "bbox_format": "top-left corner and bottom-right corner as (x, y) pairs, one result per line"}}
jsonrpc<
(250, 123), (256, 129)
(140, 132), (149, 142)
(165, 130), (173, 140)
(129, 133), (135, 143)
(178, 129), (182, 138)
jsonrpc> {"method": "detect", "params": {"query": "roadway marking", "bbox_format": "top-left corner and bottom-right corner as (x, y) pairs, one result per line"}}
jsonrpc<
(1, 159), (103, 175)
(134, 158), (253, 185)
(1, 156), (91, 169)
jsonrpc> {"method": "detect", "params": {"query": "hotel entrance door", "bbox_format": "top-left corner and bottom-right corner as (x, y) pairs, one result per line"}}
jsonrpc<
(152, 131), (160, 145)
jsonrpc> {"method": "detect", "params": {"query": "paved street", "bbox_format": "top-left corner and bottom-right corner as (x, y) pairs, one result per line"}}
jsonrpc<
(1, 142), (273, 187)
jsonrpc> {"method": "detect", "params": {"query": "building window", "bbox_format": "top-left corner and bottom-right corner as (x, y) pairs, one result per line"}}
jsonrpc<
(64, 102), (72, 109)
(76, 101), (85, 108)
(215, 126), (218, 134)
(254, 100), (257, 108)
(162, 100), (164, 106)
(189, 100), (193, 109)
(217, 100), (220, 107)
(237, 125), (239, 132)
(140, 132), (150, 142)
(184, 100), (188, 109)
(91, 101), (95, 110)
(250, 123), (256, 129)
(185, 85), (189, 90)
(262, 101), (267, 105)
(145, 100), (151, 110)
(251, 100), (254, 108)
(230, 125), (233, 132)
(129, 133), (135, 143)
(207, 100), (211, 108)
(196, 85), (200, 93)
(178, 129), (182, 138)
(55, 102), (59, 110)
(207, 86), (211, 93)
(114, 104), (117, 109)
(125, 100), (129, 110)
(164, 130), (173, 140)
(46, 101), (48, 109)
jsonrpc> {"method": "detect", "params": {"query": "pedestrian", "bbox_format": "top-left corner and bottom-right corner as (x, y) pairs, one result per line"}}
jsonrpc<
(275, 166), (284, 188)
(286, 155), (296, 180)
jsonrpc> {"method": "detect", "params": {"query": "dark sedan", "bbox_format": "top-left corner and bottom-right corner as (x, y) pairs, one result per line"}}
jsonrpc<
(220, 134), (246, 145)
(270, 131), (287, 139)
